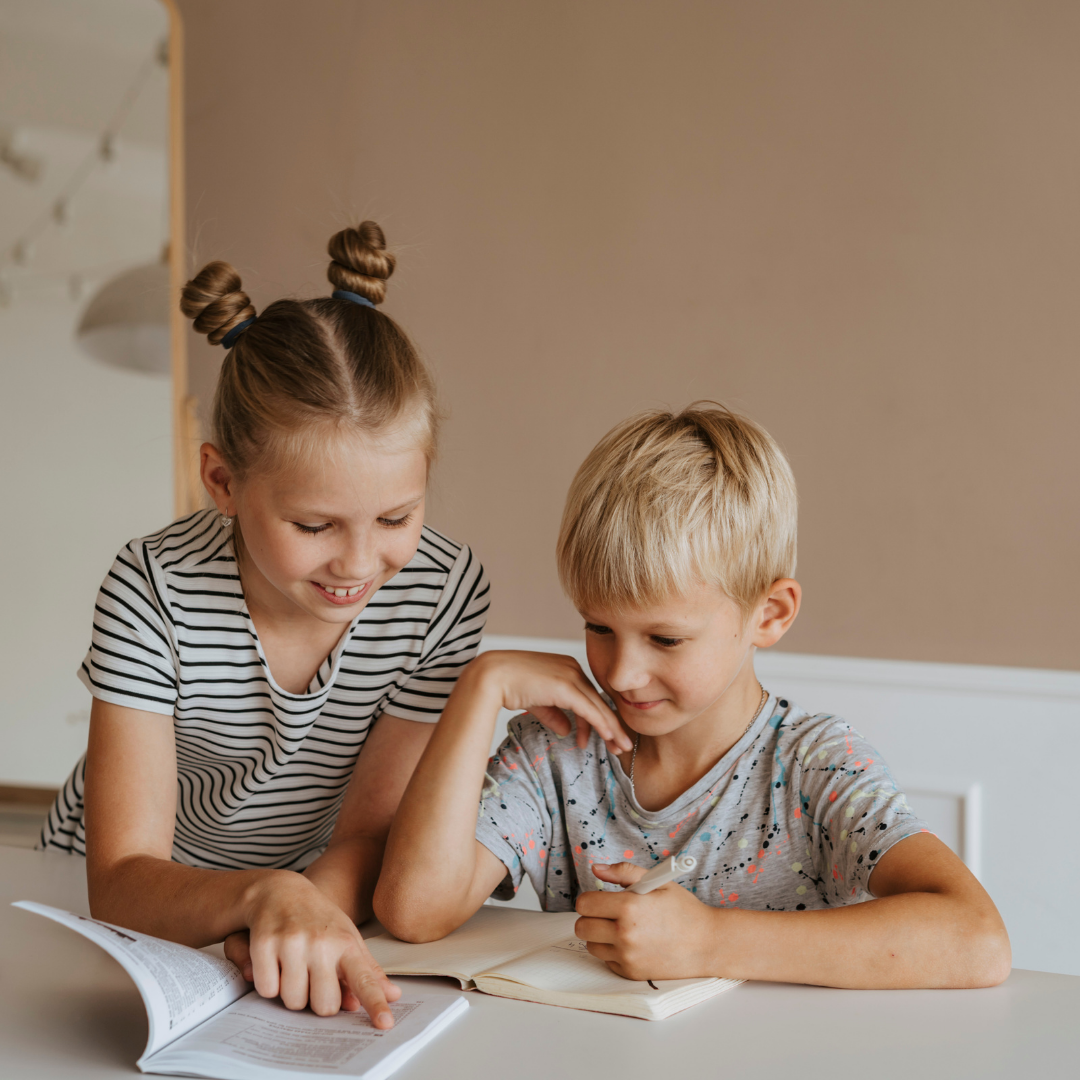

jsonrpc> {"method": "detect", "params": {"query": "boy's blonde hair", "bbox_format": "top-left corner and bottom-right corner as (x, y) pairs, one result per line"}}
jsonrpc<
(557, 403), (797, 616)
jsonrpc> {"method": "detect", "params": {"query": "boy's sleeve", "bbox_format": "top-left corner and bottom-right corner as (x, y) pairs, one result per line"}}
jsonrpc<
(475, 716), (556, 902)
(793, 718), (930, 902)
(77, 542), (178, 716)
(383, 546), (491, 722)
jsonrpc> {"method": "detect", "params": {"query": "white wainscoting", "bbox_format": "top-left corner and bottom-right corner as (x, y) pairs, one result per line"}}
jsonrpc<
(478, 636), (1080, 977)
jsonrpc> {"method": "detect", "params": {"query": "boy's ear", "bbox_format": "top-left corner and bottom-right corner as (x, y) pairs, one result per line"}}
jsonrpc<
(200, 443), (235, 514)
(752, 578), (801, 649)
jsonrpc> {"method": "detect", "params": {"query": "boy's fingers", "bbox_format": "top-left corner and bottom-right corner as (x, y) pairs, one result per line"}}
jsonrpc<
(585, 941), (618, 963)
(575, 888), (628, 918)
(569, 689), (631, 752)
(593, 861), (648, 887)
(341, 953), (396, 1029)
(340, 983), (362, 1012)
(574, 915), (617, 944)
(529, 705), (571, 735)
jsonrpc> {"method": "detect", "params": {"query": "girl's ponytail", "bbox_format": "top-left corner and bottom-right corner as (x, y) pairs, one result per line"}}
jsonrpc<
(179, 221), (438, 481)
(179, 262), (257, 347)
(327, 222), (395, 304)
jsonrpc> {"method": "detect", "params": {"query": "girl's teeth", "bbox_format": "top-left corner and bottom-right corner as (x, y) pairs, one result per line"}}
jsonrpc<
(347, 586), (360, 596)
(333, 588), (347, 597)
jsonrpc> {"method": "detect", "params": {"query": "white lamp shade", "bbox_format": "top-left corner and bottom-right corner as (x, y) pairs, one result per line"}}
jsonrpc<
(77, 261), (171, 375)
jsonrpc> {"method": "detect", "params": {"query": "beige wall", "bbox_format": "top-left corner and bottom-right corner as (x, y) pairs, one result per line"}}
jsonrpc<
(178, 0), (1079, 670)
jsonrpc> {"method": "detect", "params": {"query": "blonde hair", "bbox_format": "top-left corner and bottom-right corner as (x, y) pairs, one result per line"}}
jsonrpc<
(557, 403), (797, 616)
(180, 221), (438, 479)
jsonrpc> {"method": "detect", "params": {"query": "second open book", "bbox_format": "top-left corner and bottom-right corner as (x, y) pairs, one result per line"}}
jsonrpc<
(366, 905), (741, 1021)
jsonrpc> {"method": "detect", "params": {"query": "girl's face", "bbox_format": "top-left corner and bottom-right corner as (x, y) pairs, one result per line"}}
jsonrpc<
(205, 432), (428, 625)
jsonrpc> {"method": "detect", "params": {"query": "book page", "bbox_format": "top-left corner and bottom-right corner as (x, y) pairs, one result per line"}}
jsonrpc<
(366, 907), (578, 983)
(13, 901), (247, 1060)
(482, 936), (710, 998)
(147, 983), (468, 1080)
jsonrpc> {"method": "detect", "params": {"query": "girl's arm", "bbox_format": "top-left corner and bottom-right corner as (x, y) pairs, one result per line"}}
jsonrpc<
(576, 833), (1011, 988)
(221, 714), (436, 991)
(374, 651), (632, 942)
(84, 698), (409, 1025)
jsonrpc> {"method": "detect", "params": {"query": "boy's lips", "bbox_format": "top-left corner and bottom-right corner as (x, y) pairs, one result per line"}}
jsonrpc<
(617, 693), (666, 710)
(311, 580), (372, 605)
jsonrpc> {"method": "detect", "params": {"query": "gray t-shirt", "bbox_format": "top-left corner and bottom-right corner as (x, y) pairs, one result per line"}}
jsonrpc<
(476, 695), (928, 911)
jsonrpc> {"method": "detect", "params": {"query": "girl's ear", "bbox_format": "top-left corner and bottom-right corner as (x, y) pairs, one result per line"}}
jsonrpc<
(200, 443), (235, 515)
(752, 578), (801, 649)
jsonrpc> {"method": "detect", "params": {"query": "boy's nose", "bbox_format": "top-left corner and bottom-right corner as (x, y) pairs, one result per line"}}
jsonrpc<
(605, 648), (651, 693)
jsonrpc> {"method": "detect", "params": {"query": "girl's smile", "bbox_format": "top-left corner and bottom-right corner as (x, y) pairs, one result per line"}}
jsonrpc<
(311, 579), (374, 605)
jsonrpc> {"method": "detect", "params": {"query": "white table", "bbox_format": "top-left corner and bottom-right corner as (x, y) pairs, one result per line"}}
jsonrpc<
(2, 845), (1077, 1079)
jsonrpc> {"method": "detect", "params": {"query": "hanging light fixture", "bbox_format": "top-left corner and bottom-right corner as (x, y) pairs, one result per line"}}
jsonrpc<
(76, 258), (170, 376)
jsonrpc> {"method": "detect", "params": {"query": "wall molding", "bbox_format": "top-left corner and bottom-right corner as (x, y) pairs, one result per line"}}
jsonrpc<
(480, 636), (1080, 701)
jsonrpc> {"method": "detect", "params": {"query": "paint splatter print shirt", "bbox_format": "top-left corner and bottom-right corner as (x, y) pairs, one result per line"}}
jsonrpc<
(475, 695), (928, 912)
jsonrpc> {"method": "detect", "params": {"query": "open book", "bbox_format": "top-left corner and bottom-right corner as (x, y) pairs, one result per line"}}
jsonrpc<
(13, 902), (467, 1080)
(366, 905), (741, 1021)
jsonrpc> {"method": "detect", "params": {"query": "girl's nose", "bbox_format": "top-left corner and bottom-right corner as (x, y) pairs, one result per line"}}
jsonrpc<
(328, 534), (378, 582)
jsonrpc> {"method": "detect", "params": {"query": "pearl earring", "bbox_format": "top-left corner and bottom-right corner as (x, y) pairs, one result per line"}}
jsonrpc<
(219, 509), (234, 529)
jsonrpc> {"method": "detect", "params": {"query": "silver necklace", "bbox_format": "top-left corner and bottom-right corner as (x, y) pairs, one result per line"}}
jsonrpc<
(629, 683), (769, 792)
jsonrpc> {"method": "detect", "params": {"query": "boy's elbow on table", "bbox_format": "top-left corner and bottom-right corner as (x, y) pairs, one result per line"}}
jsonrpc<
(373, 879), (456, 944)
(962, 914), (1012, 988)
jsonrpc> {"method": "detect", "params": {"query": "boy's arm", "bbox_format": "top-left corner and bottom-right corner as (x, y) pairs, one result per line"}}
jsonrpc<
(577, 833), (1011, 988)
(374, 651), (631, 942)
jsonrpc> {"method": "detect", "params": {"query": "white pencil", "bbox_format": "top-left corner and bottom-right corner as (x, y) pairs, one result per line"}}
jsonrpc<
(627, 854), (697, 894)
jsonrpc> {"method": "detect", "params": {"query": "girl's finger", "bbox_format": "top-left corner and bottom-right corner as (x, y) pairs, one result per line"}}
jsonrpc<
(278, 945), (311, 1011)
(308, 957), (344, 1017)
(248, 936), (281, 1001)
(341, 952), (397, 1029)
(340, 981), (362, 1012)
(224, 930), (253, 980)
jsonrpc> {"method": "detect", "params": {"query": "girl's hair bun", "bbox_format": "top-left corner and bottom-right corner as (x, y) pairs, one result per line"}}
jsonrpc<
(180, 261), (257, 345)
(327, 221), (396, 304)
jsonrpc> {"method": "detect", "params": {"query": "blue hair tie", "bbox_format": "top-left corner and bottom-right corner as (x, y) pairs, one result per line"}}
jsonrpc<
(220, 316), (256, 349)
(332, 289), (377, 308)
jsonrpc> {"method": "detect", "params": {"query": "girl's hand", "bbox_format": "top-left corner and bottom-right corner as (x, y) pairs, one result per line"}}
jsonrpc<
(472, 651), (633, 753)
(234, 871), (401, 1024)
(574, 862), (723, 982)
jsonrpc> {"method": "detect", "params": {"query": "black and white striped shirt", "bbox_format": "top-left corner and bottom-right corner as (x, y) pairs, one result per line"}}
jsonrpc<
(40, 510), (490, 869)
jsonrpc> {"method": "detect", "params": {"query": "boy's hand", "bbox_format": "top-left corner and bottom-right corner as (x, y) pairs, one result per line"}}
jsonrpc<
(474, 651), (633, 753)
(230, 871), (401, 1025)
(574, 862), (722, 982)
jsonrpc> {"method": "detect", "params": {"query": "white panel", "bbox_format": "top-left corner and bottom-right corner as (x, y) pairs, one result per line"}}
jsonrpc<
(479, 636), (1080, 976)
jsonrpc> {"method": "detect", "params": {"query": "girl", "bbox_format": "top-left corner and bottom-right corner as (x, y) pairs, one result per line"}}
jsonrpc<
(40, 222), (490, 1028)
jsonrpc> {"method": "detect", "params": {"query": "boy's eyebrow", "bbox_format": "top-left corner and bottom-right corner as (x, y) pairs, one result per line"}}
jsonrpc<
(580, 612), (699, 634)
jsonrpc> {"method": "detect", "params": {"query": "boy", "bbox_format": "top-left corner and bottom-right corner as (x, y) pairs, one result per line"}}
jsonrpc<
(375, 405), (1010, 988)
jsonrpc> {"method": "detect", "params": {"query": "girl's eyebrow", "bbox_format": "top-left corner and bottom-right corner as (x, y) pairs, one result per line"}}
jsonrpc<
(378, 494), (425, 516)
(284, 494), (425, 520)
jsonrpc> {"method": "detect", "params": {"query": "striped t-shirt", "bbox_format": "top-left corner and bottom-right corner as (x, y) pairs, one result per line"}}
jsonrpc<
(41, 510), (490, 869)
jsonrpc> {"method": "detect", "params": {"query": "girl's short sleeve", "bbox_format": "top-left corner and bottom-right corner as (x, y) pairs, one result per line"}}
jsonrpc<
(383, 545), (490, 722)
(77, 542), (178, 716)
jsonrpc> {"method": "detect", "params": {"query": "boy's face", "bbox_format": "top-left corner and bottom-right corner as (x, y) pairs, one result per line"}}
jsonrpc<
(581, 582), (798, 739)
